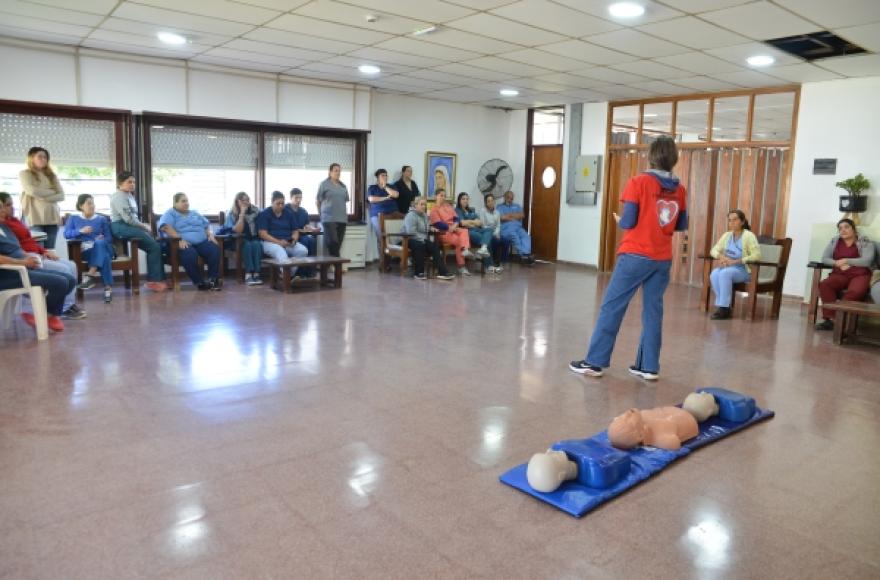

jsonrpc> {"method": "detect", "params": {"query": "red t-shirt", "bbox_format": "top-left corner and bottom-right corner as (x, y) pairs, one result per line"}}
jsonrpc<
(5, 215), (47, 255)
(616, 173), (687, 261)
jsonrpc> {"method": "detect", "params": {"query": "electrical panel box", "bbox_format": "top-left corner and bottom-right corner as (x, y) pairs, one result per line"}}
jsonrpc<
(569, 155), (601, 205)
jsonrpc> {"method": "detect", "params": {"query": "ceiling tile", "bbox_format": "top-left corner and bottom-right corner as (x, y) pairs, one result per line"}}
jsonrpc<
(243, 27), (365, 53)
(335, 0), (474, 22)
(813, 54), (880, 77)
(267, 14), (393, 44)
(98, 17), (233, 46)
(445, 13), (566, 47)
(24, 0), (117, 14)
(296, 61), (365, 77)
(444, 0), (520, 9)
(379, 74), (459, 90)
(415, 28), (520, 54)
(220, 38), (333, 61)
(132, 0), (280, 25)
(709, 70), (790, 88)
(560, 88), (613, 102)
(766, 63), (843, 82)
(671, 75), (743, 91)
(654, 52), (744, 75)
(533, 72), (609, 89)
(191, 55), (289, 73)
(0, 23), (86, 45)
(112, 3), (255, 36)
(774, 0), (880, 29)
(361, 79), (422, 93)
(610, 60), (694, 80)
(659, 0), (751, 10)
(573, 66), (648, 84)
(538, 39), (639, 66)
(82, 39), (202, 60)
(372, 37), (482, 61)
(497, 77), (568, 92)
(199, 47), (309, 68)
(835, 23), (880, 53)
(347, 47), (448, 68)
(235, 0), (311, 9)
(490, 0), (620, 37)
(499, 49), (591, 72)
(0, 13), (92, 38)
(320, 55), (415, 74)
(627, 80), (693, 95)
(0, 0), (104, 26)
(294, 0), (432, 35)
(552, 0), (684, 25)
(586, 29), (690, 58)
(403, 68), (485, 84)
(636, 16), (748, 50)
(706, 43), (803, 67)
(87, 29), (214, 55)
(417, 86), (499, 102)
(596, 85), (654, 99)
(435, 62), (520, 82)
(462, 56), (554, 77)
(700, 1), (822, 40)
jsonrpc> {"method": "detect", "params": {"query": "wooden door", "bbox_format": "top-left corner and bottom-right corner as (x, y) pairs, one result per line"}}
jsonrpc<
(529, 145), (563, 260)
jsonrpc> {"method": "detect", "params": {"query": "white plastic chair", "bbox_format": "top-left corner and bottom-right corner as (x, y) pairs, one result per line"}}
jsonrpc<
(0, 264), (49, 340)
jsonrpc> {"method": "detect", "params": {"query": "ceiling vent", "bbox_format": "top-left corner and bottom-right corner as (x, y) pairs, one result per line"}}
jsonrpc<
(764, 31), (867, 62)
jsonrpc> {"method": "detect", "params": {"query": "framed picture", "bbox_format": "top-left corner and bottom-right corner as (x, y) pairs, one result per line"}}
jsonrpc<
(425, 151), (456, 201)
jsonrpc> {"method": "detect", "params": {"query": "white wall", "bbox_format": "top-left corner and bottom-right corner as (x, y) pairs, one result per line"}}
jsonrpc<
(557, 102), (608, 266)
(785, 76), (880, 298)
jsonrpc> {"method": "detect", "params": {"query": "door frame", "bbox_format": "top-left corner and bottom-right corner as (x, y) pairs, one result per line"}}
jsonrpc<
(529, 143), (564, 260)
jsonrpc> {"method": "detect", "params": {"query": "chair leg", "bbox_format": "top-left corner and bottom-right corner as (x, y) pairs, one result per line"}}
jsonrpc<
(747, 292), (758, 320)
(28, 286), (49, 340)
(807, 268), (822, 323)
(131, 265), (140, 295)
(771, 291), (783, 319)
(123, 270), (131, 290)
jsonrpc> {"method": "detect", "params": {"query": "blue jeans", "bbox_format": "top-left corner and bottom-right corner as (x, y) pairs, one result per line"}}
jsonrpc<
(83, 239), (114, 285)
(501, 225), (531, 256)
(299, 234), (317, 256)
(177, 240), (220, 284)
(584, 254), (671, 373)
(468, 227), (494, 248)
(0, 267), (74, 316)
(709, 266), (750, 307)
(240, 239), (263, 274)
(111, 222), (164, 282)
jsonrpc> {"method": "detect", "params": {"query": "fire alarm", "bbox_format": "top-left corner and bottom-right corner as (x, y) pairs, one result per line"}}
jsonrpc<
(365, 14), (378, 23)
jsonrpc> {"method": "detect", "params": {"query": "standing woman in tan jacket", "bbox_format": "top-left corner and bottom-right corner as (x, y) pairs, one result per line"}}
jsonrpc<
(19, 147), (65, 249)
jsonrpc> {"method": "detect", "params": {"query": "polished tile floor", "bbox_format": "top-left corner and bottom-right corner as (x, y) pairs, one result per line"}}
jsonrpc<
(1, 264), (878, 579)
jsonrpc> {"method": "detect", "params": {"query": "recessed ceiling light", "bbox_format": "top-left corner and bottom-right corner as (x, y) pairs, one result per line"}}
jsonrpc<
(413, 25), (437, 36)
(358, 64), (381, 75)
(500, 89), (519, 97)
(746, 55), (775, 67)
(157, 31), (187, 45)
(608, 2), (645, 19)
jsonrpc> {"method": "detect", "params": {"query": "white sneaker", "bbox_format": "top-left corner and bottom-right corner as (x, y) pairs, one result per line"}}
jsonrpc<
(628, 366), (659, 381)
(462, 249), (475, 259)
(494, 265), (504, 273)
(459, 267), (471, 277)
(477, 245), (489, 257)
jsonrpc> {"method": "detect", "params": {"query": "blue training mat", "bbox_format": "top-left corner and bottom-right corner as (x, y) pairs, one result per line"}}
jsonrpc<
(499, 390), (774, 518)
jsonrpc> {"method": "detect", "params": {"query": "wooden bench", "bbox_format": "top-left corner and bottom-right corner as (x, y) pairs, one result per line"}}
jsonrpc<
(262, 256), (350, 292)
(823, 300), (880, 346)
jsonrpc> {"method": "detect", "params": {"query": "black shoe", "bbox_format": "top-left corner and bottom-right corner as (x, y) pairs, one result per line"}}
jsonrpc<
(711, 307), (731, 320)
(77, 275), (98, 290)
(103, 288), (112, 303)
(197, 281), (212, 291)
(61, 304), (87, 320)
(209, 278), (222, 291)
(628, 366), (659, 380)
(815, 319), (834, 331)
(569, 360), (603, 376)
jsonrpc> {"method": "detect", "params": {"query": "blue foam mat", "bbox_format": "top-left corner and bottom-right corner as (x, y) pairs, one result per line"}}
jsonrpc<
(499, 406), (774, 517)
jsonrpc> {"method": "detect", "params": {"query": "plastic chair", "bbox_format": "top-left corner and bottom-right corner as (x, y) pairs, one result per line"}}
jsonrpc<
(0, 264), (49, 340)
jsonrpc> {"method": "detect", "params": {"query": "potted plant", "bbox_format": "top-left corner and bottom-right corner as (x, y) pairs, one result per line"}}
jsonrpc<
(836, 173), (870, 213)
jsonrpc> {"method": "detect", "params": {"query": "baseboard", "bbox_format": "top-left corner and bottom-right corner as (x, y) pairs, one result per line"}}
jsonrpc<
(555, 260), (599, 271)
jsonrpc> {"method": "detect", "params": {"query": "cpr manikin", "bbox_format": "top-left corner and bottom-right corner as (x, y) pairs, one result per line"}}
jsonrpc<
(526, 450), (578, 492)
(608, 407), (699, 451)
(683, 392), (719, 422)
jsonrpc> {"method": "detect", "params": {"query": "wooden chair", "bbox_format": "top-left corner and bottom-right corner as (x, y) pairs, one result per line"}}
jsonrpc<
(64, 214), (140, 300)
(379, 212), (412, 276)
(700, 236), (792, 320)
(807, 240), (880, 323)
(163, 237), (225, 291)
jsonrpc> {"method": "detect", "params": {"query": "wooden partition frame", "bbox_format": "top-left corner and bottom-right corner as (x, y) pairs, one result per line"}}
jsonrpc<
(599, 85), (800, 271)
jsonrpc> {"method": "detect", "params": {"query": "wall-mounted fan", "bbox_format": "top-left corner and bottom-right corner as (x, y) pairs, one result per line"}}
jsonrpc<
(477, 158), (514, 198)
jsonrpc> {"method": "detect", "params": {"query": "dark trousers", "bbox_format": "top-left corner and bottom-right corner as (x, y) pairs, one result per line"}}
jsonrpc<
(323, 223), (346, 257)
(0, 267), (75, 316)
(30, 224), (59, 249)
(819, 269), (872, 319)
(490, 237), (506, 266)
(111, 222), (164, 282)
(179, 240), (220, 284)
(299, 234), (317, 256)
(410, 239), (447, 276)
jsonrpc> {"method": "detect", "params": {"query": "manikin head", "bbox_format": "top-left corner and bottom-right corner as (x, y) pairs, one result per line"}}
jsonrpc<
(526, 450), (578, 493)
(608, 409), (647, 450)
(683, 392), (719, 422)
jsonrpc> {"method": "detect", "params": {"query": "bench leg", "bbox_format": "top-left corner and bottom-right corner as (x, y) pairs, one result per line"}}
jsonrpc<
(832, 310), (846, 345)
(334, 264), (342, 288)
(282, 266), (292, 293)
(808, 268), (822, 324)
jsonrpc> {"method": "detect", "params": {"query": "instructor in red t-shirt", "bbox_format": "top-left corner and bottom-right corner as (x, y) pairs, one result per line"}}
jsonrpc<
(570, 137), (688, 381)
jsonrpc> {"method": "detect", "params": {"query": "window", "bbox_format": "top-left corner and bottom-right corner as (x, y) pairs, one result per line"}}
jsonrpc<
(532, 108), (564, 145)
(149, 125), (258, 215)
(264, 133), (356, 216)
(0, 112), (117, 216)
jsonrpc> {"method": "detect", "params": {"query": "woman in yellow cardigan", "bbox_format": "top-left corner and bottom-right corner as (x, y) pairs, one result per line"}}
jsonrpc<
(708, 210), (761, 320)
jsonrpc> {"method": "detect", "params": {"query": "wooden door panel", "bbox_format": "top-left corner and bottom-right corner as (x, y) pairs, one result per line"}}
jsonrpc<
(530, 145), (563, 260)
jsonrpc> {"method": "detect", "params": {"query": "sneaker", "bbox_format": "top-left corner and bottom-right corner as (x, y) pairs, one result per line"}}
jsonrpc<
(62, 305), (87, 320)
(245, 275), (260, 286)
(209, 278), (222, 291)
(77, 276), (97, 290)
(494, 265), (504, 274)
(815, 319), (834, 331)
(477, 245), (489, 257)
(414, 272), (427, 280)
(569, 360), (603, 376)
(145, 281), (168, 292)
(197, 282), (212, 291)
(103, 288), (112, 303)
(436, 273), (455, 281)
(20, 312), (35, 328)
(459, 267), (471, 277)
(47, 315), (64, 332)
(628, 366), (659, 381)
(710, 307), (731, 320)
(462, 249), (475, 259)
(251, 275), (263, 285)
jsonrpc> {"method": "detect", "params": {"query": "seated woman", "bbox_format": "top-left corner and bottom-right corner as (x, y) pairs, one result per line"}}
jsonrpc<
(479, 193), (505, 274)
(816, 218), (875, 330)
(402, 197), (453, 281)
(64, 194), (114, 303)
(455, 192), (493, 271)
(708, 210), (761, 320)
(225, 191), (263, 286)
(158, 193), (222, 291)
(367, 168), (399, 243)
(429, 188), (473, 276)
(0, 195), (75, 332)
